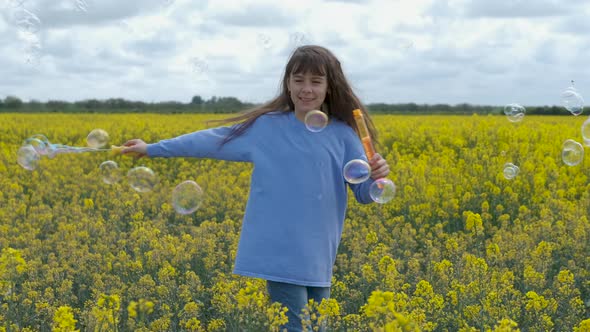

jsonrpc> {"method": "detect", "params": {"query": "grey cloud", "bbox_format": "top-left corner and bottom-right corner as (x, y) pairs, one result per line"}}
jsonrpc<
(5, 0), (186, 30)
(473, 57), (513, 76)
(463, 0), (572, 18)
(426, 46), (477, 64)
(0, 64), (39, 85)
(425, 40), (516, 77)
(427, 0), (577, 18)
(532, 40), (563, 65)
(36, 30), (149, 71)
(34, 30), (75, 59)
(324, 0), (371, 4)
(426, 1), (461, 18)
(1, 0), (589, 106)
(554, 13), (590, 36)
(209, 3), (296, 27)
(317, 30), (354, 49)
(53, 58), (123, 78)
(125, 32), (179, 58)
(24, 2), (146, 29)
(186, 21), (222, 38)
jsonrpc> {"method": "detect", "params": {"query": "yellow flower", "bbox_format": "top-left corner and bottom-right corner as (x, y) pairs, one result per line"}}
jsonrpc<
(52, 306), (79, 332)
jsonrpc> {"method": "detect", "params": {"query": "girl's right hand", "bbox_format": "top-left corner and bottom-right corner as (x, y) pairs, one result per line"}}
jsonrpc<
(121, 139), (148, 158)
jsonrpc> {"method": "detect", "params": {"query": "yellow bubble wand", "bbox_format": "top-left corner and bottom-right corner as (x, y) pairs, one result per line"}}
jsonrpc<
(109, 145), (142, 158)
(352, 109), (396, 203)
(353, 109), (376, 161)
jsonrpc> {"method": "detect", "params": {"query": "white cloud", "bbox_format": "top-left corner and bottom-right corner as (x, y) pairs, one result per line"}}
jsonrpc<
(0, 0), (588, 105)
(463, 0), (572, 18)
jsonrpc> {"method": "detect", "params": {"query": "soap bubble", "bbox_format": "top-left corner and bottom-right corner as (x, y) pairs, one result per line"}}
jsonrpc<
(561, 87), (584, 116)
(23, 134), (51, 156)
(87, 129), (109, 148)
(503, 162), (520, 180)
(162, 0), (175, 7)
(99, 160), (121, 185)
(8, 0), (27, 8)
(582, 118), (590, 146)
(172, 180), (205, 214)
(369, 178), (396, 203)
(13, 8), (41, 35)
(392, 37), (414, 52)
(503, 103), (525, 123)
(127, 166), (158, 192)
(191, 57), (209, 76)
(304, 110), (328, 132)
(343, 159), (371, 184)
(73, 0), (90, 12)
(290, 31), (311, 48)
(23, 40), (42, 67)
(17, 144), (40, 171)
(562, 139), (584, 166)
(257, 33), (272, 49)
(118, 19), (135, 34)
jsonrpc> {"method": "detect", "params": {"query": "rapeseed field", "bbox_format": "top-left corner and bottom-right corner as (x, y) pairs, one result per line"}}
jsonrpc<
(0, 113), (588, 331)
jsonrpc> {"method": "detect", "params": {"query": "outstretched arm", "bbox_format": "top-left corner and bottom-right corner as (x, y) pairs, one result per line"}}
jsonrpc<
(121, 126), (254, 162)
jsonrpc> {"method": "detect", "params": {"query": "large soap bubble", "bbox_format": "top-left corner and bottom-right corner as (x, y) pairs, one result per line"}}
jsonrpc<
(343, 159), (371, 184)
(369, 178), (396, 203)
(127, 166), (158, 192)
(172, 180), (205, 215)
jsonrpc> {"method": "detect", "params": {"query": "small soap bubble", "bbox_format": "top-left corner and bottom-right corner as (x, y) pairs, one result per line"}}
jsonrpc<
(561, 87), (584, 116)
(17, 144), (40, 171)
(118, 19), (135, 34)
(8, 0), (27, 8)
(581, 118), (590, 146)
(23, 134), (51, 156)
(162, 0), (175, 7)
(73, 0), (90, 12)
(87, 129), (109, 148)
(562, 139), (584, 166)
(13, 8), (41, 35)
(503, 162), (520, 180)
(343, 159), (371, 184)
(191, 57), (209, 76)
(127, 166), (158, 193)
(369, 178), (396, 203)
(23, 41), (42, 67)
(99, 160), (121, 185)
(172, 180), (204, 215)
(257, 33), (272, 49)
(392, 37), (414, 52)
(503, 103), (525, 123)
(290, 31), (310, 48)
(304, 110), (328, 132)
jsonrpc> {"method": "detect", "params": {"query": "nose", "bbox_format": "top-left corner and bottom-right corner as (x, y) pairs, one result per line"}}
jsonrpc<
(301, 83), (313, 93)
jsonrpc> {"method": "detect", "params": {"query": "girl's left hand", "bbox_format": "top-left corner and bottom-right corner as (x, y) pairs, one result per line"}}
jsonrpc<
(369, 153), (390, 179)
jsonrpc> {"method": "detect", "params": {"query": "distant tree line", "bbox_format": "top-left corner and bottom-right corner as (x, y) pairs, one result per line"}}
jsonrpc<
(0, 95), (572, 115)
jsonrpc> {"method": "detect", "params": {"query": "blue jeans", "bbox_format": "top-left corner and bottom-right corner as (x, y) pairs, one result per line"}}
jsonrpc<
(266, 280), (331, 332)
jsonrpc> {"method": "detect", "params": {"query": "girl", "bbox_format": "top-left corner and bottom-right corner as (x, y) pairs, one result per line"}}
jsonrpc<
(122, 45), (390, 331)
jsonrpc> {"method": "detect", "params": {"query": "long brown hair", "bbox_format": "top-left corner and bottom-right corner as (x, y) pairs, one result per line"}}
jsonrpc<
(210, 45), (379, 146)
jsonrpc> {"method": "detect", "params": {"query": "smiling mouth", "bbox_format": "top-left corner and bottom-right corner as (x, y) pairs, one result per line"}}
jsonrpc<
(300, 97), (314, 102)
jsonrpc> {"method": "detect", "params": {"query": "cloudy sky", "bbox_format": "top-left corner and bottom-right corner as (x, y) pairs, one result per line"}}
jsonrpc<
(1, 0), (589, 106)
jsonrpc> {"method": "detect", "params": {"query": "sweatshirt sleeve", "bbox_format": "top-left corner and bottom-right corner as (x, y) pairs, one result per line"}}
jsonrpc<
(146, 125), (254, 162)
(343, 127), (375, 204)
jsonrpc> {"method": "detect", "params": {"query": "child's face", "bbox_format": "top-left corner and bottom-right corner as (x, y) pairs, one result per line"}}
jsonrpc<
(287, 71), (328, 114)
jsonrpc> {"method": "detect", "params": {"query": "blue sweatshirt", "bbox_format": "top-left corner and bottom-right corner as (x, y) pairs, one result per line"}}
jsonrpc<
(147, 111), (375, 287)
